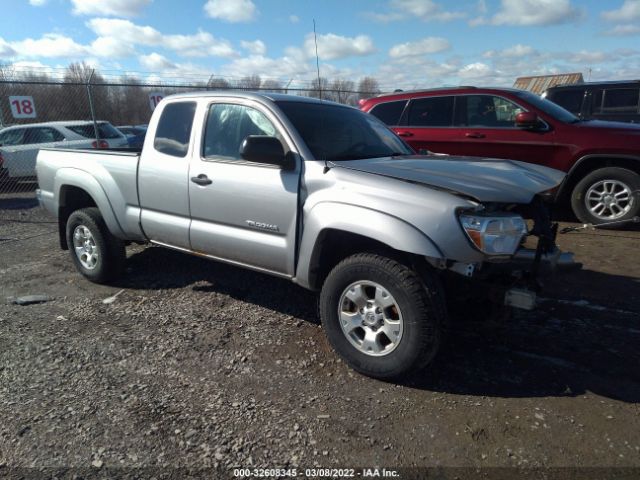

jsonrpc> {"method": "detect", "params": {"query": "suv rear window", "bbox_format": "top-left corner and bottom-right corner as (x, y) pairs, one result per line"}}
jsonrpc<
(369, 100), (407, 125)
(407, 96), (454, 127)
(66, 122), (122, 139)
(154, 101), (197, 157)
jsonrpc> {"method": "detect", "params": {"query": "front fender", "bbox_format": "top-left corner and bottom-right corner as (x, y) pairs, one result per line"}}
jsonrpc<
(54, 168), (126, 239)
(295, 202), (444, 289)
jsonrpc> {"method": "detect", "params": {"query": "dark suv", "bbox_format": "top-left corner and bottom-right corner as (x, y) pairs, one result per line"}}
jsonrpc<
(360, 87), (640, 226)
(543, 81), (640, 124)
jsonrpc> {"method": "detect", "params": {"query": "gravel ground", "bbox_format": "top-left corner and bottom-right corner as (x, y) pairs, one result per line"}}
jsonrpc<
(1, 190), (639, 479)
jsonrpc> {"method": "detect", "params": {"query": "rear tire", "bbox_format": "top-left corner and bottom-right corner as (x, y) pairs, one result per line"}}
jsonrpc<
(571, 167), (640, 227)
(65, 207), (125, 284)
(319, 253), (444, 379)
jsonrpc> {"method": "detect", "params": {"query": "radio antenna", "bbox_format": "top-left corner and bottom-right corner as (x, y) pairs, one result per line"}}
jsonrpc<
(313, 19), (322, 101)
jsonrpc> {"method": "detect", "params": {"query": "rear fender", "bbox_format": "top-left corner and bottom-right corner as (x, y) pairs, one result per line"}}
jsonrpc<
(55, 168), (126, 239)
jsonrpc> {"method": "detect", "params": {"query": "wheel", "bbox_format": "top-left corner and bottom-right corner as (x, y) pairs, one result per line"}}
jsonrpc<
(571, 167), (640, 226)
(65, 207), (125, 284)
(319, 253), (445, 379)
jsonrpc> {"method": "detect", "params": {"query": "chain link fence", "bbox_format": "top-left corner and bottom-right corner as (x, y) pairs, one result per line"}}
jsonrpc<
(0, 68), (380, 196)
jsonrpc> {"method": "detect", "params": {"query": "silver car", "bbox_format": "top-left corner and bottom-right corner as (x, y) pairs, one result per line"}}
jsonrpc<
(0, 120), (127, 179)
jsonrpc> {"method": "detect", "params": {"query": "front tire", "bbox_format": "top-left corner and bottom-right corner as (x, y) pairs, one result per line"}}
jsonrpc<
(65, 207), (125, 284)
(571, 167), (640, 227)
(319, 253), (444, 379)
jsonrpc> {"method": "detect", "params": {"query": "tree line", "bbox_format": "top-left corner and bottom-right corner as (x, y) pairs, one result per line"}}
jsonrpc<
(0, 62), (382, 127)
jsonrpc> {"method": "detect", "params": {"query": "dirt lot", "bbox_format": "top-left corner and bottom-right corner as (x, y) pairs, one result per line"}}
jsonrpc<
(1, 190), (639, 479)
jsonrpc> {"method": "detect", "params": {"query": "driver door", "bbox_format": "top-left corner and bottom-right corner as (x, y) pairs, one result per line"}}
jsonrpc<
(188, 100), (300, 275)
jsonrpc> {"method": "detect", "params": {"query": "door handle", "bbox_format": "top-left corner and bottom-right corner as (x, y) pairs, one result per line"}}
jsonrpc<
(465, 132), (486, 139)
(191, 174), (212, 186)
(397, 131), (414, 137)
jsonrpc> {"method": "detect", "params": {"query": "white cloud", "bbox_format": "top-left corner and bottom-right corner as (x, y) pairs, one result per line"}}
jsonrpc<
(391, 0), (465, 21)
(489, 0), (581, 26)
(29, 0), (47, 6)
(304, 33), (375, 60)
(0, 38), (17, 57)
(86, 18), (237, 58)
(367, 0), (464, 23)
(389, 37), (450, 58)
(241, 40), (266, 55)
(602, 0), (640, 22)
(483, 44), (537, 58)
(139, 53), (177, 71)
(458, 62), (494, 79)
(204, 0), (257, 22)
(90, 36), (136, 58)
(289, 15), (299, 23)
(87, 18), (159, 44)
(71, 0), (152, 17)
(9, 34), (88, 58)
(603, 24), (640, 36)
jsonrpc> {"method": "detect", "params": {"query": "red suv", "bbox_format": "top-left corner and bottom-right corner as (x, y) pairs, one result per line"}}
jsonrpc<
(360, 87), (640, 226)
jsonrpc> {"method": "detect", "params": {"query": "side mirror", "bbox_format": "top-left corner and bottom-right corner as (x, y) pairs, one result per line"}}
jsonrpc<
(240, 135), (294, 170)
(515, 111), (540, 129)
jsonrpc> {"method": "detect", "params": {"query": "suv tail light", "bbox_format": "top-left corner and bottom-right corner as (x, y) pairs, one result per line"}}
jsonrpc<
(0, 150), (4, 167)
(91, 140), (109, 149)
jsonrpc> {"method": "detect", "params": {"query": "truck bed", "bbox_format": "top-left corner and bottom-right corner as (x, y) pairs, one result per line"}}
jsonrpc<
(36, 147), (145, 242)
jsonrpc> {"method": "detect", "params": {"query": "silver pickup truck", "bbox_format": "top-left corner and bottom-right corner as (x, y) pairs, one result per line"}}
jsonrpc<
(36, 92), (576, 379)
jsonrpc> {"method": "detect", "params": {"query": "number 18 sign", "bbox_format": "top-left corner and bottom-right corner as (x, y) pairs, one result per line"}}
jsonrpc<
(9, 96), (37, 119)
(148, 93), (164, 111)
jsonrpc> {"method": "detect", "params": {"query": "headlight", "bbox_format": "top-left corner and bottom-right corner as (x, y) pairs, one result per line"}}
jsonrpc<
(459, 213), (527, 256)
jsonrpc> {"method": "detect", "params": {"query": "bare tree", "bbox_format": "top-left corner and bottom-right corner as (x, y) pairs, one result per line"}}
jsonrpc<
(330, 78), (355, 104)
(262, 79), (283, 92)
(308, 76), (330, 99)
(207, 76), (230, 89)
(357, 76), (381, 99)
(237, 74), (262, 90)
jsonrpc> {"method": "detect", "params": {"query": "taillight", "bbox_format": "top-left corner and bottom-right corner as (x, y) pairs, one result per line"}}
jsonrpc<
(91, 140), (109, 149)
(0, 150), (4, 167)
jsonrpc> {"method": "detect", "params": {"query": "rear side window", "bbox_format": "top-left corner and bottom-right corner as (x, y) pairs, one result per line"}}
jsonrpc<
(549, 89), (584, 115)
(407, 96), (454, 127)
(595, 88), (640, 114)
(24, 127), (64, 144)
(369, 100), (407, 126)
(154, 102), (197, 157)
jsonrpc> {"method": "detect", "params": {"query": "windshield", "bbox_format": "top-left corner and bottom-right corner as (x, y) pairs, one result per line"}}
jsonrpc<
(276, 101), (413, 161)
(513, 90), (580, 123)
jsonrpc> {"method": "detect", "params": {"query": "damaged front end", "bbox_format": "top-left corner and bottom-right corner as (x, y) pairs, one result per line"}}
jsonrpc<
(445, 194), (581, 313)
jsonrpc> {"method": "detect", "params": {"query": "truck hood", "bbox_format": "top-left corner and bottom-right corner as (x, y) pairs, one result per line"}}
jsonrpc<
(330, 155), (566, 204)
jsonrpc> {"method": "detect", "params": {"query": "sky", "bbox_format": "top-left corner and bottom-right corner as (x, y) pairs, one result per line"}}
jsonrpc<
(0, 0), (639, 90)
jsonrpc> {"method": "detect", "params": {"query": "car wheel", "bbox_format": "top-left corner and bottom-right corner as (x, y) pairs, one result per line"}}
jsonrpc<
(319, 253), (444, 379)
(571, 167), (640, 227)
(65, 207), (125, 284)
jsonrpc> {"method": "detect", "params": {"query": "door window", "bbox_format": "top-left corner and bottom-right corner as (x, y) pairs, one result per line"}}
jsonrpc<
(24, 127), (65, 144)
(407, 96), (454, 127)
(203, 103), (281, 161)
(457, 95), (524, 127)
(369, 100), (408, 126)
(153, 102), (197, 157)
(0, 129), (26, 146)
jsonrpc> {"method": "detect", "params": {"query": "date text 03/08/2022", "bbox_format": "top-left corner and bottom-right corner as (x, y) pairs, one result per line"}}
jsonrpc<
(233, 467), (401, 477)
